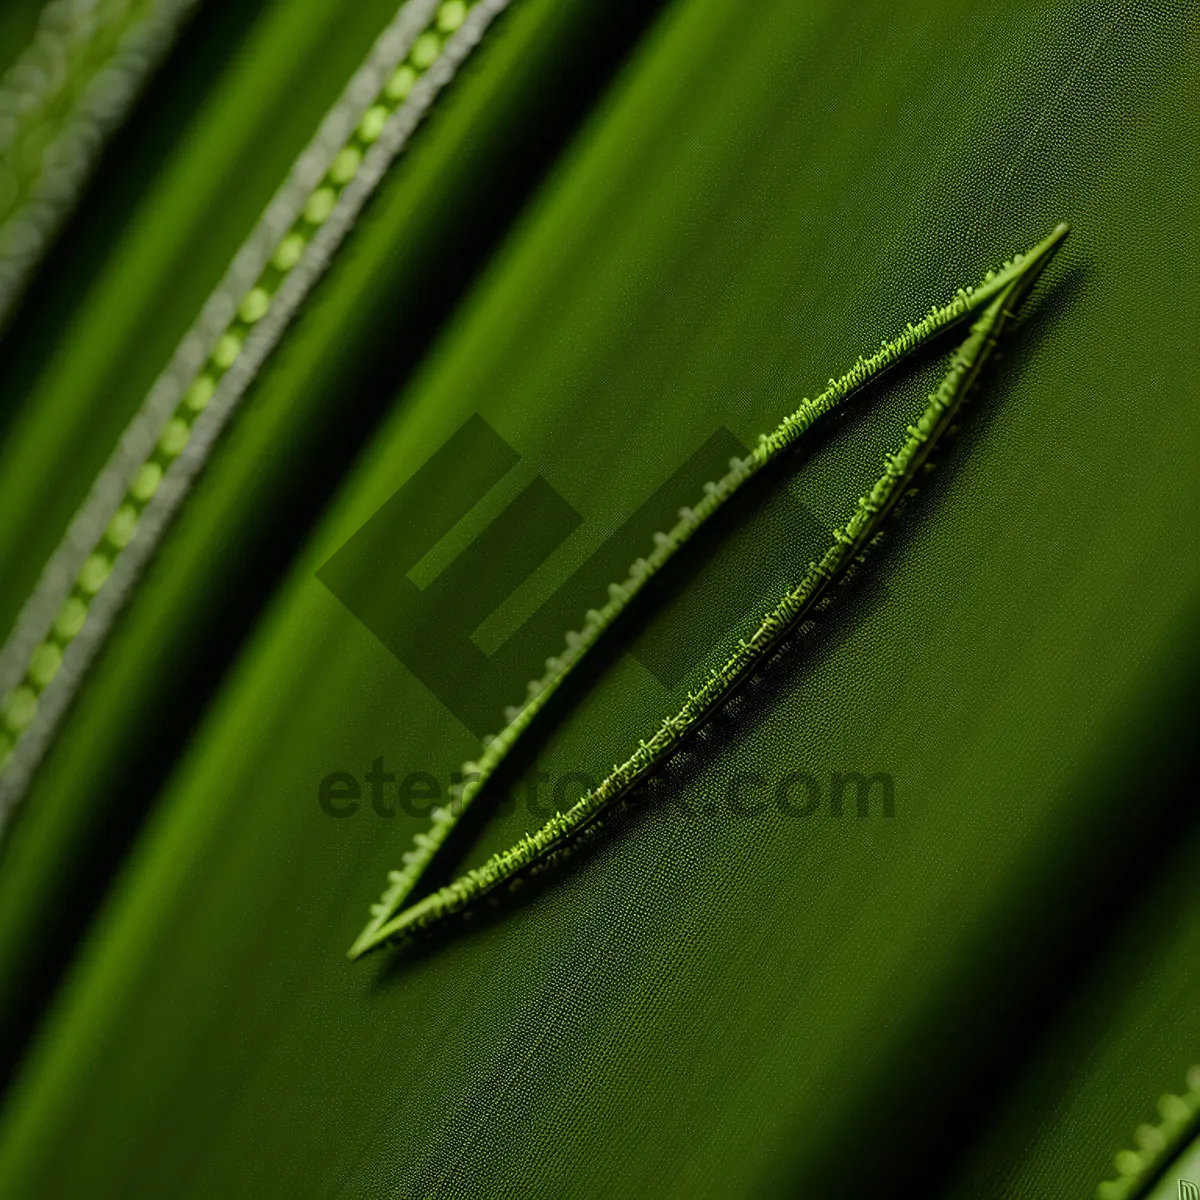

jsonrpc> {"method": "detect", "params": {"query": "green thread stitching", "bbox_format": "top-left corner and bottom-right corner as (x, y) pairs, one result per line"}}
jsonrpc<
(348, 222), (1070, 959)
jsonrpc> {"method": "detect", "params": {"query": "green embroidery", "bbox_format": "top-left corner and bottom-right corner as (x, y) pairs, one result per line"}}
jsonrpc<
(349, 222), (1070, 959)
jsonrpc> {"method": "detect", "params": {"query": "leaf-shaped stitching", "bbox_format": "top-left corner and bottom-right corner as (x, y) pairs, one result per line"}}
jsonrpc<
(349, 222), (1070, 958)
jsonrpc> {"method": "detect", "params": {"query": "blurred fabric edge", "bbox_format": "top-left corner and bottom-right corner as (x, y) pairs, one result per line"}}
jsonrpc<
(0, 0), (206, 332)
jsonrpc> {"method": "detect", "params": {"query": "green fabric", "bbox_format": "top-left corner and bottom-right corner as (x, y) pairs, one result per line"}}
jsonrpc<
(0, 0), (1196, 1196)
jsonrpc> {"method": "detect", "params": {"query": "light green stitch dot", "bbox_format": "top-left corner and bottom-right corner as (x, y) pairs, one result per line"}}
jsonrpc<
(29, 642), (62, 689)
(185, 374), (216, 412)
(272, 232), (306, 271)
(330, 147), (362, 186)
(238, 287), (270, 324)
(385, 64), (416, 101)
(53, 596), (87, 641)
(1133, 1123), (1166, 1153)
(410, 32), (441, 70)
(304, 186), (336, 225)
(105, 504), (138, 549)
(1114, 1150), (1142, 1176)
(3, 687), (37, 732)
(213, 332), (243, 369)
(131, 461), (163, 502)
(78, 554), (112, 596)
(358, 104), (388, 143)
(437, 1), (467, 33)
(158, 417), (190, 457)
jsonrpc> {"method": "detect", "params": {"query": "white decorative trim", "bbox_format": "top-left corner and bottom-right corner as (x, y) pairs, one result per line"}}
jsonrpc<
(0, 0), (515, 824)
